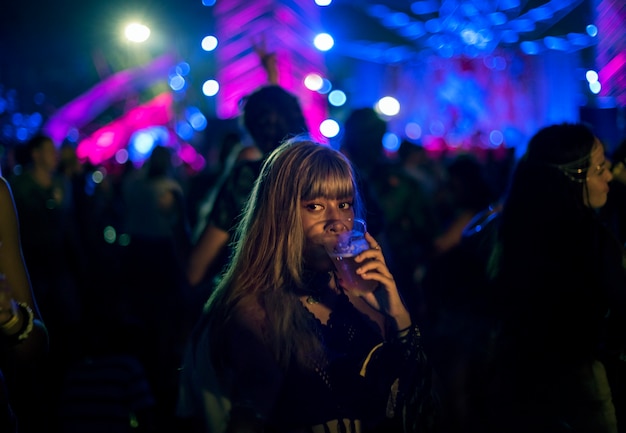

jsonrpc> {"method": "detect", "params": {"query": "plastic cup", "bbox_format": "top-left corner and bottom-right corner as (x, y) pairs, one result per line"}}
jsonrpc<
(324, 219), (378, 294)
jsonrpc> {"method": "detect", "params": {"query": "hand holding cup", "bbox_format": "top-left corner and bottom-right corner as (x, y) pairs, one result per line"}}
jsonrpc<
(324, 219), (379, 295)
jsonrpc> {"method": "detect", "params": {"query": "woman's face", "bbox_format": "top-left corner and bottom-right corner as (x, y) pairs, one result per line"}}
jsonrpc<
(584, 139), (613, 208)
(300, 196), (355, 272)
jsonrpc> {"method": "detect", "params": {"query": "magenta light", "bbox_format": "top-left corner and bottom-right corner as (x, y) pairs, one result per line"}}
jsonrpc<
(44, 53), (177, 145)
(76, 92), (175, 165)
(598, 51), (626, 84)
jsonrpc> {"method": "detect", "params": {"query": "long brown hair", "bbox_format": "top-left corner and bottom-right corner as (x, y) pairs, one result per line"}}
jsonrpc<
(207, 138), (362, 369)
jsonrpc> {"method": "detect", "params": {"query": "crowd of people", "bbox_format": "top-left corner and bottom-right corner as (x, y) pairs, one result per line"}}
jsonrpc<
(0, 45), (624, 433)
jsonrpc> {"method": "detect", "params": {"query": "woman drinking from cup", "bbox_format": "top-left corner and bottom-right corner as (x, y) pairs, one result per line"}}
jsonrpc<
(178, 138), (436, 433)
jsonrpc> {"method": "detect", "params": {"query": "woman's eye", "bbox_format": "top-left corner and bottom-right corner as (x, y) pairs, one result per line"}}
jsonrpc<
(339, 202), (353, 210)
(305, 203), (322, 211)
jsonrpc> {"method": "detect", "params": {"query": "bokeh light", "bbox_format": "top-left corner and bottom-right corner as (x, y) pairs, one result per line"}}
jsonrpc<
(313, 33), (334, 51)
(320, 119), (340, 138)
(375, 96), (400, 116)
(124, 23), (151, 43)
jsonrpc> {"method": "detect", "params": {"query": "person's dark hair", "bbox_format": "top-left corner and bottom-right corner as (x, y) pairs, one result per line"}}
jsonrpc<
(526, 122), (596, 182)
(242, 85), (308, 155)
(397, 139), (425, 163)
(341, 108), (387, 171)
(26, 133), (53, 154)
(502, 123), (596, 220)
(145, 145), (173, 178)
(15, 133), (54, 166)
(491, 122), (601, 295)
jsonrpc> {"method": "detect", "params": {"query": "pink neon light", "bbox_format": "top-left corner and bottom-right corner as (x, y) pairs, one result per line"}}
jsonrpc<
(44, 53), (177, 145)
(598, 51), (626, 83)
(76, 93), (174, 165)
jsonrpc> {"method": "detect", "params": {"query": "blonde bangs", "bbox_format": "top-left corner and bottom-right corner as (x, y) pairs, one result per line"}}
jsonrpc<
(300, 150), (355, 201)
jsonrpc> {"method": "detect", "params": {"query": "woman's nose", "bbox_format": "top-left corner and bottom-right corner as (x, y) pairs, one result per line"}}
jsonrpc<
(325, 220), (349, 234)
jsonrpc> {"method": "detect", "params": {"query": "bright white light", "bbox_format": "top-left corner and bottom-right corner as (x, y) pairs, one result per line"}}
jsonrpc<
(124, 23), (151, 43)
(202, 35), (218, 51)
(313, 33), (334, 51)
(328, 90), (347, 106)
(375, 96), (400, 116)
(304, 73), (324, 91)
(202, 80), (220, 96)
(589, 81), (601, 94)
(586, 70), (598, 83)
(315, 0), (332, 5)
(320, 119), (340, 138)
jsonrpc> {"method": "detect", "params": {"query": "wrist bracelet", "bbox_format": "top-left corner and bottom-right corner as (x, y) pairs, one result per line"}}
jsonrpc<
(0, 307), (20, 331)
(16, 303), (34, 341)
(397, 325), (412, 334)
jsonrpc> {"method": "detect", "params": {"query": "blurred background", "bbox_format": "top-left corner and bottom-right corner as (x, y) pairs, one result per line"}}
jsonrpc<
(0, 0), (624, 171)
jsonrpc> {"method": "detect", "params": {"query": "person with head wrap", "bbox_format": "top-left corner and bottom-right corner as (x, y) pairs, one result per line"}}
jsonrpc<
(487, 123), (625, 433)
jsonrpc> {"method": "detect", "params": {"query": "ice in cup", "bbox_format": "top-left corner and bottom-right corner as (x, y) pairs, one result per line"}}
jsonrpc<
(324, 219), (378, 294)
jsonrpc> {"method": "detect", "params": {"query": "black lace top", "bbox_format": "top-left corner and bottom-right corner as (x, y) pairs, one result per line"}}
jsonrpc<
(178, 288), (431, 433)
(243, 292), (425, 433)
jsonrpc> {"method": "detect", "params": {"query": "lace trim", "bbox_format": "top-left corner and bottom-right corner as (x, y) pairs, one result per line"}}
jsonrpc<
(305, 418), (361, 433)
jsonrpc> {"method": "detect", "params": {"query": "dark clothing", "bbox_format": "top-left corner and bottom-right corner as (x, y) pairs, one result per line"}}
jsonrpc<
(9, 172), (84, 319)
(357, 162), (439, 316)
(420, 209), (500, 433)
(601, 180), (626, 249)
(209, 159), (263, 234)
(59, 354), (156, 433)
(197, 159), (263, 289)
(488, 212), (626, 433)
(178, 289), (435, 433)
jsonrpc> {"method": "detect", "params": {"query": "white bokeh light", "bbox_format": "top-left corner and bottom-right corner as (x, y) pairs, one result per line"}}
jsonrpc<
(124, 23), (151, 43)
(202, 79), (220, 96)
(313, 33), (334, 51)
(201, 35), (218, 51)
(304, 73), (324, 91)
(320, 119), (340, 138)
(375, 96), (400, 116)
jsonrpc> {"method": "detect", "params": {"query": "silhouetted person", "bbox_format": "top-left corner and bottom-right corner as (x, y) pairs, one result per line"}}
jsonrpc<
(340, 108), (439, 316)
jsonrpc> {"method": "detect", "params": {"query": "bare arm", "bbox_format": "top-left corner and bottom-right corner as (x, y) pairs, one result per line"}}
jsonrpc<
(251, 34), (278, 85)
(0, 177), (48, 359)
(186, 224), (231, 287)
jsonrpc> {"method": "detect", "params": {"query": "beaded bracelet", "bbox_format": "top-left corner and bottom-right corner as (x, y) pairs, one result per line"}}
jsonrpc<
(15, 303), (34, 341)
(1, 303), (35, 341)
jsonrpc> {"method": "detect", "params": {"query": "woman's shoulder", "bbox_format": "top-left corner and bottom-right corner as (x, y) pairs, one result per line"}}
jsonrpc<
(230, 296), (268, 331)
